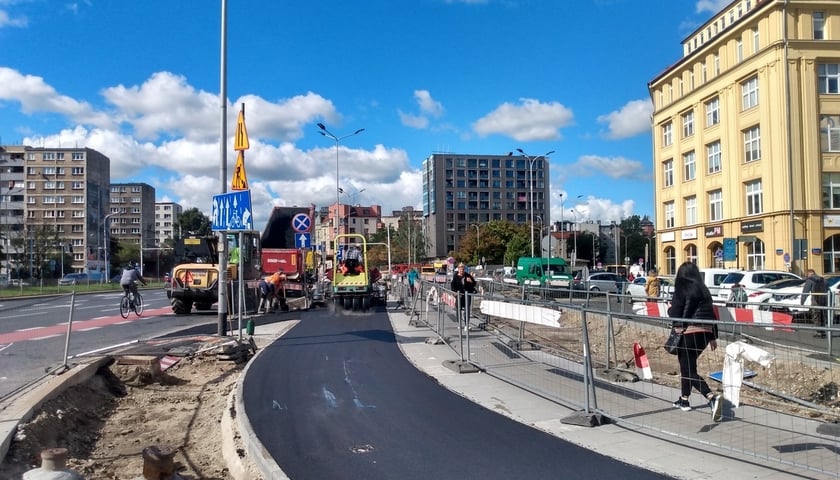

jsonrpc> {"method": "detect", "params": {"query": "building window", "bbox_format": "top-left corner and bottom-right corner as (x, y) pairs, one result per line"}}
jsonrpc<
(707, 141), (722, 174)
(664, 246), (676, 275)
(682, 110), (694, 138)
(819, 64), (840, 94)
(685, 196), (697, 225)
(662, 122), (673, 146)
(746, 180), (763, 215)
(701, 63), (707, 83)
(747, 239), (766, 270)
(685, 244), (698, 264)
(752, 26), (759, 53)
(744, 125), (761, 162)
(714, 53), (720, 76)
(705, 97), (720, 127)
(736, 38), (743, 63)
(665, 201), (675, 228)
(820, 115), (840, 151)
(72, 195), (84, 204)
(822, 173), (840, 208)
(709, 190), (723, 221)
(814, 12), (825, 40)
(71, 167), (84, 175)
(663, 159), (674, 187)
(72, 152), (84, 160)
(742, 76), (759, 110)
(683, 150), (696, 181)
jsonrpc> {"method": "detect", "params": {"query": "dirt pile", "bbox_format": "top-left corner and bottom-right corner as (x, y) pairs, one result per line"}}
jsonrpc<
(0, 353), (255, 480)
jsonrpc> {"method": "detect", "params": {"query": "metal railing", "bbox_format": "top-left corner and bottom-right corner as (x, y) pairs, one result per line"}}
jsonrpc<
(405, 278), (840, 478)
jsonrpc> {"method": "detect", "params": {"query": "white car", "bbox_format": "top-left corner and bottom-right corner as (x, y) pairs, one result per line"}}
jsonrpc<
(717, 270), (801, 301)
(627, 276), (675, 303)
(741, 278), (808, 313)
(762, 274), (840, 315)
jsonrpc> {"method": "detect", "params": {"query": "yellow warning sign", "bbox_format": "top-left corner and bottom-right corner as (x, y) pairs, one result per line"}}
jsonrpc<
(234, 108), (250, 151)
(231, 151), (248, 190)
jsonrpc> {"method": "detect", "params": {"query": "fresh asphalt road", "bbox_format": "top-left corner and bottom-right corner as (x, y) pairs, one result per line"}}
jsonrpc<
(243, 306), (675, 480)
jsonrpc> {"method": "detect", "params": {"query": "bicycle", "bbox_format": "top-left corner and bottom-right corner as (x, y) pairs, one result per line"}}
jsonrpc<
(119, 285), (144, 319)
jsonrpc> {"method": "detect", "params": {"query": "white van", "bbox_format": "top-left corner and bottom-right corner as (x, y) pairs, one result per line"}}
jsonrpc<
(699, 268), (741, 298)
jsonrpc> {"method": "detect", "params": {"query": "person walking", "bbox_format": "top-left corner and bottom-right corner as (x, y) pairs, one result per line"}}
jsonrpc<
(645, 269), (661, 299)
(667, 261), (723, 422)
(406, 267), (419, 297)
(450, 263), (476, 331)
(257, 277), (274, 314)
(801, 269), (828, 338)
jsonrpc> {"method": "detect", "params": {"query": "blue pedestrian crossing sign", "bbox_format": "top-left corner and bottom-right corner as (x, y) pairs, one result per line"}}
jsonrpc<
(211, 190), (253, 231)
(296, 233), (311, 248)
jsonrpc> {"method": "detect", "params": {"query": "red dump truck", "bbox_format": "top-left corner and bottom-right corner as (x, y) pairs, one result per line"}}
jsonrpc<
(260, 206), (314, 302)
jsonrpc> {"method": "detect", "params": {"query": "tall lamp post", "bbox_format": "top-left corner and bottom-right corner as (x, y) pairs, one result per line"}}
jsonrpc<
(569, 209), (580, 266)
(516, 148), (554, 257)
(317, 123), (364, 255)
(102, 212), (118, 284)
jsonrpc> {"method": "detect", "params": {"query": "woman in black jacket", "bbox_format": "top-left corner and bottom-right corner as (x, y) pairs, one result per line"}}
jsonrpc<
(667, 261), (722, 421)
(451, 263), (476, 330)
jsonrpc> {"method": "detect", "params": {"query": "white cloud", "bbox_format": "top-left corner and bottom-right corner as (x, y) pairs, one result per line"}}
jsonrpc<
(596, 99), (653, 139)
(696, 0), (730, 14)
(398, 89), (444, 130)
(0, 8), (27, 28)
(398, 111), (429, 129)
(568, 154), (649, 181)
(472, 98), (574, 142)
(414, 90), (444, 117)
(0, 67), (113, 128)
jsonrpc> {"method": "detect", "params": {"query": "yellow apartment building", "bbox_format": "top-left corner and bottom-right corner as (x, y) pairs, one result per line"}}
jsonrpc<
(649, 0), (840, 276)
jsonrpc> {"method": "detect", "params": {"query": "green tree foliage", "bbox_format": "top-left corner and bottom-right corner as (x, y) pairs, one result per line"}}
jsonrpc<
(177, 208), (212, 237)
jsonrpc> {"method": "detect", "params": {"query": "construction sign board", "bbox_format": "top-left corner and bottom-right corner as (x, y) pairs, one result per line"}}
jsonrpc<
(231, 150), (248, 190)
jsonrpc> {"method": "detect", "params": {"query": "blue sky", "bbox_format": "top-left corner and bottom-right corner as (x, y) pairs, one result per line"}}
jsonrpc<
(0, 0), (731, 230)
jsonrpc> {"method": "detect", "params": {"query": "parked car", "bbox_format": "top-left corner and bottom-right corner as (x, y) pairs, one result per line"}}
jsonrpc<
(627, 275), (675, 302)
(699, 268), (741, 298)
(761, 274), (840, 315)
(58, 273), (88, 285)
(717, 270), (801, 301)
(574, 271), (628, 294)
(742, 278), (808, 313)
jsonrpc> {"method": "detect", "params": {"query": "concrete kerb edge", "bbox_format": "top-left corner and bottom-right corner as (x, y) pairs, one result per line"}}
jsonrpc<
(229, 325), (298, 480)
(0, 356), (112, 462)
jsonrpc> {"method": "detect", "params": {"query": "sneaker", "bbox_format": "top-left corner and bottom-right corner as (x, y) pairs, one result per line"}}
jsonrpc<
(673, 397), (691, 411)
(710, 394), (723, 422)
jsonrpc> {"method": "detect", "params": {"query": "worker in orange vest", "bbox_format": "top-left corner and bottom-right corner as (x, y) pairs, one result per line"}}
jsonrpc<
(267, 271), (287, 311)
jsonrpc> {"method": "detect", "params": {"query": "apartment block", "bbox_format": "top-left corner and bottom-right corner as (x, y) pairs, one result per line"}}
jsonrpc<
(0, 146), (110, 276)
(422, 153), (549, 259)
(109, 183), (156, 255)
(649, 0), (840, 275)
(155, 201), (183, 246)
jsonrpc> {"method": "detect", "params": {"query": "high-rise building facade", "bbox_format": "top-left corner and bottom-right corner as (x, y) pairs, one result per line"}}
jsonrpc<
(109, 183), (156, 259)
(422, 153), (550, 259)
(11, 146), (111, 276)
(155, 201), (183, 246)
(649, 0), (840, 275)
(0, 147), (25, 277)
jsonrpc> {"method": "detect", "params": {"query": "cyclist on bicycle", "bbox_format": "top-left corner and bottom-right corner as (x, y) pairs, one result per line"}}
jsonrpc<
(120, 261), (147, 303)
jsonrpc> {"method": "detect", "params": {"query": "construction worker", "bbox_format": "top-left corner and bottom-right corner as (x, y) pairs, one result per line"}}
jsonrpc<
(267, 270), (287, 311)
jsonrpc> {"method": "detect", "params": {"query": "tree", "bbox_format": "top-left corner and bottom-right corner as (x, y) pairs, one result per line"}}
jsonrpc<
(177, 208), (212, 237)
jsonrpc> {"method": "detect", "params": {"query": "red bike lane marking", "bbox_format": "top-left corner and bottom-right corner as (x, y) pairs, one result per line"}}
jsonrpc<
(0, 306), (172, 345)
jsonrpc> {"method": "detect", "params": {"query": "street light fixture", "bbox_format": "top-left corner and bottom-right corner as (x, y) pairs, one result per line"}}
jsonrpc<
(317, 123), (364, 254)
(516, 148), (554, 257)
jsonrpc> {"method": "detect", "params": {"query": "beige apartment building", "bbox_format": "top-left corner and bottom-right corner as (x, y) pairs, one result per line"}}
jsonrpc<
(0, 145), (111, 276)
(649, 0), (840, 276)
(155, 201), (183, 246)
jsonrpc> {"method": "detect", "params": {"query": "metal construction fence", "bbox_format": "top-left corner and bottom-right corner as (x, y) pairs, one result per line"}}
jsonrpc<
(397, 278), (840, 478)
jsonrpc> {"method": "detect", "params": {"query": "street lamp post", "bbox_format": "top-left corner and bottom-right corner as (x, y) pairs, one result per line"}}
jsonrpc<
(569, 209), (580, 266)
(103, 212), (118, 284)
(516, 148), (554, 258)
(317, 123), (364, 255)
